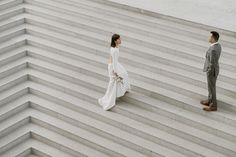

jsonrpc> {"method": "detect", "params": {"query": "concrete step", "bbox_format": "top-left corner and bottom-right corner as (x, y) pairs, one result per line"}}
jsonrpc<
(0, 14), (24, 32)
(31, 96), (198, 157)
(31, 110), (165, 157)
(24, 22), (236, 86)
(0, 4), (24, 21)
(0, 0), (236, 156)
(0, 24), (25, 43)
(0, 93), (29, 122)
(23, 0), (236, 60)
(23, 25), (234, 102)
(1, 139), (76, 157)
(0, 46), (26, 67)
(25, 43), (236, 113)
(23, 12), (236, 75)
(112, 101), (236, 157)
(0, 121), (85, 157)
(0, 72), (27, 94)
(24, 0), (236, 49)
(0, 63), (231, 156)
(69, 0), (236, 47)
(24, 35), (236, 100)
(25, 81), (233, 157)
(30, 91), (236, 157)
(0, 112), (30, 144)
(0, 35), (26, 56)
(0, 107), (150, 157)
(0, 0), (23, 12)
(23, 3), (236, 70)
(24, 57), (236, 142)
(0, 56), (27, 79)
(0, 77), (29, 106)
(1, 62), (229, 156)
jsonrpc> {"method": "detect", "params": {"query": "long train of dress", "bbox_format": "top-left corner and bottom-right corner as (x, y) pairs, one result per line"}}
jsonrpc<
(98, 47), (130, 110)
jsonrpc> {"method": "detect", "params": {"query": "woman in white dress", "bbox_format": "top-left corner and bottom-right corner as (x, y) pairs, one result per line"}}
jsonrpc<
(98, 34), (131, 110)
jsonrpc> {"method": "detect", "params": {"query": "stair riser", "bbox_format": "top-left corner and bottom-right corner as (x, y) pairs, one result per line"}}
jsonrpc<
(131, 83), (236, 117)
(28, 63), (105, 93)
(0, 117), (29, 138)
(30, 101), (199, 157)
(32, 108), (164, 157)
(0, 29), (25, 43)
(0, 0), (23, 11)
(0, 102), (29, 123)
(26, 29), (236, 86)
(0, 132), (30, 155)
(0, 88), (28, 107)
(24, 14), (209, 63)
(27, 40), (236, 98)
(29, 84), (236, 156)
(27, 52), (106, 82)
(0, 75), (28, 93)
(14, 148), (32, 157)
(26, 58), (236, 128)
(0, 8), (24, 22)
(27, 52), (236, 112)
(31, 148), (52, 157)
(27, 71), (236, 144)
(121, 95), (236, 144)
(0, 51), (26, 67)
(28, 75), (98, 104)
(0, 18), (24, 33)
(0, 63), (27, 79)
(0, 40), (26, 55)
(25, 0), (236, 51)
(26, 0), (236, 63)
(30, 131), (101, 157)
(25, 17), (236, 76)
(88, 0), (236, 44)
(112, 106), (236, 157)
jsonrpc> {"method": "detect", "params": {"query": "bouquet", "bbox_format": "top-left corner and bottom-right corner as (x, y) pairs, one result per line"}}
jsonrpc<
(114, 74), (123, 84)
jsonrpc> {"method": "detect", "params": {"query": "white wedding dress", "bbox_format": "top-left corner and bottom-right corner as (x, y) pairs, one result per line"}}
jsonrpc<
(98, 47), (131, 110)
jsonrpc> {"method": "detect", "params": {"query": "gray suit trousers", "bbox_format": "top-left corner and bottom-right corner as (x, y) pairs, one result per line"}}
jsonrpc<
(207, 71), (218, 107)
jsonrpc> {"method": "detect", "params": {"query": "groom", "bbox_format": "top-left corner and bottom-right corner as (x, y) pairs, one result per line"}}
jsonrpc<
(200, 31), (221, 111)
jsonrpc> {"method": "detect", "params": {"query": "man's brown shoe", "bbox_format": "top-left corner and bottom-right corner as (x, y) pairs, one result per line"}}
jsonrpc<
(200, 100), (209, 106)
(203, 106), (217, 111)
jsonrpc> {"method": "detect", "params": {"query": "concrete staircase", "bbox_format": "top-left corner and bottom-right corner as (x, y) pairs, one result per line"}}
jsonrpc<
(0, 0), (236, 156)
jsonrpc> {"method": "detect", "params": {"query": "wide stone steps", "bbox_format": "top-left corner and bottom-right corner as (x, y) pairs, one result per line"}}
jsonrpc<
(24, 35), (236, 112)
(6, 59), (236, 156)
(23, 0), (236, 59)
(0, 58), (235, 156)
(0, 0), (236, 156)
(22, 2), (236, 70)
(0, 80), (231, 157)
(21, 15), (236, 84)
(0, 44), (235, 156)
(0, 100), (182, 157)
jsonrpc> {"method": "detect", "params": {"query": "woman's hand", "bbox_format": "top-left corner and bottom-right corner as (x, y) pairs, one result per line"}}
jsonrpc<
(113, 71), (118, 76)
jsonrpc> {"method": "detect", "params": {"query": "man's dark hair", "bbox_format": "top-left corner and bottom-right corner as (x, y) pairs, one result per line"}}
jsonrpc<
(211, 31), (220, 42)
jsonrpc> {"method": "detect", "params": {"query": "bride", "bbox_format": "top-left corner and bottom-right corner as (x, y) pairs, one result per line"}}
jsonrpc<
(98, 34), (131, 110)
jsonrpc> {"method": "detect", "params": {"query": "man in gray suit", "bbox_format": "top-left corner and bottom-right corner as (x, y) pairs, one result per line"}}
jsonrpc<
(201, 31), (221, 111)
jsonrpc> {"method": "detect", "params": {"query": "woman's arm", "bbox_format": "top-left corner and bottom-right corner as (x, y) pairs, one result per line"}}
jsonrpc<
(111, 49), (118, 76)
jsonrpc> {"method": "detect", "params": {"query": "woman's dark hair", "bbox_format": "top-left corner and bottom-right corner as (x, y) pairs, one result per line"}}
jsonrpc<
(111, 34), (120, 47)
(211, 31), (220, 41)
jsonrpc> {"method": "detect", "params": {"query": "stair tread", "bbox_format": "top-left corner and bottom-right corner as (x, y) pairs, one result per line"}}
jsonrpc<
(25, 46), (236, 110)
(25, 37), (236, 96)
(26, 62), (236, 133)
(25, 24), (236, 81)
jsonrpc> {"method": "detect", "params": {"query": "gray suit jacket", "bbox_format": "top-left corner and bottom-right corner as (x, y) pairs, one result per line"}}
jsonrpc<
(203, 43), (221, 76)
